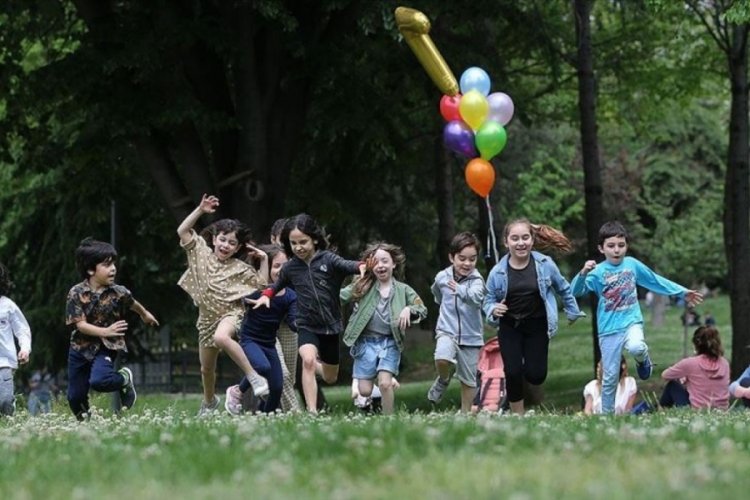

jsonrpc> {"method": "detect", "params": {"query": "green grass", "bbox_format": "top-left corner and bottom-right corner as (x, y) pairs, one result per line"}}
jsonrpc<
(1, 295), (744, 499)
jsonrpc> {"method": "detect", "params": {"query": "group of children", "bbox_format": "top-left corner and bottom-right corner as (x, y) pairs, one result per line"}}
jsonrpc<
(3, 197), (750, 419)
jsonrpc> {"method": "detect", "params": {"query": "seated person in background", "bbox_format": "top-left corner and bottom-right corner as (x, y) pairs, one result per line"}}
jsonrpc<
(680, 307), (701, 327)
(583, 357), (637, 415)
(729, 364), (750, 408)
(660, 326), (729, 410)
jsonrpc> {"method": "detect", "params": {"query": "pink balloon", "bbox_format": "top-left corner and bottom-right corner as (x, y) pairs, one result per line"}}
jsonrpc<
(487, 92), (514, 126)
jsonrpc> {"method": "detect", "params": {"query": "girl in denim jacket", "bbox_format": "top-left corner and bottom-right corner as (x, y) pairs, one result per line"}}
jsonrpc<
(483, 219), (584, 415)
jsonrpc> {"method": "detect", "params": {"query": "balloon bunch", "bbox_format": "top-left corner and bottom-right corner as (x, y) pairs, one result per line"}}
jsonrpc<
(441, 67), (514, 198)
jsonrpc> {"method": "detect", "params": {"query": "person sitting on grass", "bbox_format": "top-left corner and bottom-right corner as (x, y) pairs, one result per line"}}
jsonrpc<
(583, 357), (637, 415)
(659, 325), (729, 410)
(729, 364), (750, 409)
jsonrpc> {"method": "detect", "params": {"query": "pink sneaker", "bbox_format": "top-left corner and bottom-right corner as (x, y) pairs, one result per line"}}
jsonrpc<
(225, 385), (243, 416)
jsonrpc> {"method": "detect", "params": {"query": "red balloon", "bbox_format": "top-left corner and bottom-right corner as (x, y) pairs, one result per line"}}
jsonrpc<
(439, 94), (462, 122)
(465, 158), (495, 197)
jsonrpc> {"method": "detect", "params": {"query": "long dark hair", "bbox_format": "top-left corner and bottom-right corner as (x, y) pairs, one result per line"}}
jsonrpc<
(280, 213), (329, 257)
(503, 218), (573, 255)
(693, 326), (724, 359)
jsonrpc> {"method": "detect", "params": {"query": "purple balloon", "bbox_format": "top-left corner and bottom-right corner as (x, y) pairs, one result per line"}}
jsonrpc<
(443, 120), (477, 158)
(487, 92), (514, 126)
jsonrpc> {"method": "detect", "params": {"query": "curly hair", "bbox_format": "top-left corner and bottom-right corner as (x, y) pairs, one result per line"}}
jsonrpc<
(692, 326), (724, 359)
(199, 218), (253, 260)
(504, 218), (573, 255)
(0, 262), (13, 297)
(350, 242), (406, 301)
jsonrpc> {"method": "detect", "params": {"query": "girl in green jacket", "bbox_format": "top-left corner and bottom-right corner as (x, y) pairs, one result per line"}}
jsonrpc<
(341, 243), (427, 414)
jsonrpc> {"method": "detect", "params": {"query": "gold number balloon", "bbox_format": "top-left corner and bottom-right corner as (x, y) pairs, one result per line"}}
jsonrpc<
(395, 6), (459, 96)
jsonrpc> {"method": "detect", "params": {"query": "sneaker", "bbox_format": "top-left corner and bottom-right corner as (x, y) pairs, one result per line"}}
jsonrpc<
(636, 356), (653, 380)
(427, 376), (450, 404)
(197, 395), (221, 416)
(225, 385), (243, 416)
(247, 372), (270, 398)
(118, 367), (137, 409)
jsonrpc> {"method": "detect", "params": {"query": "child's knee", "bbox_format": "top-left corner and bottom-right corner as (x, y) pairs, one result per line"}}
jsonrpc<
(321, 371), (338, 385)
(378, 379), (394, 392)
(626, 342), (648, 359)
(300, 355), (317, 372)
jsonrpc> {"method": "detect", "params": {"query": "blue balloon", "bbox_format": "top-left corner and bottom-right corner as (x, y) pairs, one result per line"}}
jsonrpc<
(460, 67), (491, 96)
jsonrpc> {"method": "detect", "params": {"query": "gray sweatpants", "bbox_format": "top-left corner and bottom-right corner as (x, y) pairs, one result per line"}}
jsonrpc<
(0, 367), (16, 416)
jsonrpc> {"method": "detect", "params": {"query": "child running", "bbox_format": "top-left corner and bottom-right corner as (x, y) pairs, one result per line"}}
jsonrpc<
(177, 194), (270, 416)
(571, 221), (703, 415)
(65, 238), (158, 420)
(249, 214), (369, 413)
(428, 232), (485, 413)
(224, 244), (297, 414)
(0, 262), (31, 416)
(341, 242), (427, 414)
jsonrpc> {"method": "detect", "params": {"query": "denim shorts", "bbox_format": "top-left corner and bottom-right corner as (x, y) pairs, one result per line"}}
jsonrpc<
(350, 336), (400, 379)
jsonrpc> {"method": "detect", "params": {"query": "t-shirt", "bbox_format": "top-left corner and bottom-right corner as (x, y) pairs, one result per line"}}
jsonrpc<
(65, 281), (134, 352)
(583, 376), (637, 415)
(505, 261), (545, 320)
(363, 293), (393, 337)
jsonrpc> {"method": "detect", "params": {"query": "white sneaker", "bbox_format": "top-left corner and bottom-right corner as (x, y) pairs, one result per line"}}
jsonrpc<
(247, 372), (270, 398)
(225, 385), (243, 416)
(197, 395), (221, 417)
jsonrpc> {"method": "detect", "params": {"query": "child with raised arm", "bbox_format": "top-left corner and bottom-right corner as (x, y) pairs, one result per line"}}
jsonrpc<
(177, 194), (270, 416)
(483, 220), (584, 415)
(0, 262), (31, 416)
(428, 232), (485, 413)
(65, 239), (158, 420)
(570, 221), (703, 415)
(341, 242), (427, 415)
(224, 244), (297, 415)
(248, 214), (368, 413)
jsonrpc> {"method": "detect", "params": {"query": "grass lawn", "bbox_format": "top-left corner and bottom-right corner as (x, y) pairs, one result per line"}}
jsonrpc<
(2, 295), (746, 499)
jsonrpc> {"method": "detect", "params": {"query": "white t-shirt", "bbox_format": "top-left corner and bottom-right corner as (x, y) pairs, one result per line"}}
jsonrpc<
(583, 377), (637, 415)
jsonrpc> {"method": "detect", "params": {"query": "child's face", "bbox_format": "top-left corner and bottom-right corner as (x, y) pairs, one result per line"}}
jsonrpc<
(212, 231), (240, 261)
(270, 252), (288, 283)
(598, 235), (628, 265)
(505, 223), (533, 260)
(449, 245), (478, 278)
(371, 249), (395, 283)
(89, 259), (116, 287)
(289, 228), (317, 263)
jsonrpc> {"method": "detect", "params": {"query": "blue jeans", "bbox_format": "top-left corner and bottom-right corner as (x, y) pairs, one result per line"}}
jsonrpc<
(239, 339), (283, 413)
(67, 347), (126, 419)
(599, 324), (648, 414)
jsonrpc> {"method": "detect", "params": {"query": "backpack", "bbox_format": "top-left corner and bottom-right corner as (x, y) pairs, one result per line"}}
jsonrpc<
(472, 337), (507, 412)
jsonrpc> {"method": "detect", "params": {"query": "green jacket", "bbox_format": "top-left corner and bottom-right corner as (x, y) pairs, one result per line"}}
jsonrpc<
(341, 279), (428, 350)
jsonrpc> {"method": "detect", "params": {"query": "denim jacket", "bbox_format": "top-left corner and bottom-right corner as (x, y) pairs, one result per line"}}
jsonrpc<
(483, 251), (584, 338)
(341, 279), (427, 351)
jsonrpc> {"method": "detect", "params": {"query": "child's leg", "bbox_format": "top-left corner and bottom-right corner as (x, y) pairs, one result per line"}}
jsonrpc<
(599, 332), (627, 415)
(659, 380), (690, 408)
(520, 318), (550, 386)
(358, 378), (375, 397)
(377, 371), (396, 415)
(0, 367), (15, 416)
(456, 346), (480, 414)
(623, 323), (648, 362)
(277, 325), (298, 388)
(213, 317), (260, 380)
(67, 347), (92, 420)
(89, 349), (126, 393)
(299, 343), (320, 412)
(238, 340), (272, 392)
(317, 335), (340, 384)
(198, 346), (220, 404)
(257, 344), (284, 413)
(275, 339), (300, 412)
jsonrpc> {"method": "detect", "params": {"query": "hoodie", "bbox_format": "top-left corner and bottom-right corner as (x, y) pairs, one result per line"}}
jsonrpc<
(661, 354), (730, 409)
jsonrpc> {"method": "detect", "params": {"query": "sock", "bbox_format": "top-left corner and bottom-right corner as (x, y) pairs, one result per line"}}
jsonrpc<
(239, 378), (251, 393)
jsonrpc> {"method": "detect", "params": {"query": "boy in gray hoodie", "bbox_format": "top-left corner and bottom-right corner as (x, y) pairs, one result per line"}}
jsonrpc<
(428, 232), (485, 413)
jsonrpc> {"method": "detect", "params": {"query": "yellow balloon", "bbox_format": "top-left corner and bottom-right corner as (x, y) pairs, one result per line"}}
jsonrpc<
(459, 90), (489, 130)
(395, 7), (459, 96)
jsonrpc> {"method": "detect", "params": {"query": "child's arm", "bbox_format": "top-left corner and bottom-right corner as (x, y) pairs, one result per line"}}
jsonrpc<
(430, 271), (445, 305)
(482, 269), (506, 325)
(454, 277), (485, 307)
(633, 259), (704, 306)
(397, 286), (428, 331)
(569, 260), (596, 297)
(130, 300), (159, 326)
(246, 244), (269, 282)
(340, 283), (354, 304)
(74, 318), (128, 340)
(177, 194), (219, 245)
(549, 259), (585, 322)
(661, 358), (689, 381)
(10, 305), (31, 364)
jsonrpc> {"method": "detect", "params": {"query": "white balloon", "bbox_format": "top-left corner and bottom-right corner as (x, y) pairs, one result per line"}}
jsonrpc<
(487, 92), (514, 126)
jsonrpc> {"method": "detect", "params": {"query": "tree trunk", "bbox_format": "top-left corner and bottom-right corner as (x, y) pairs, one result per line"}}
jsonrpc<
(435, 138), (455, 268)
(574, 0), (605, 374)
(725, 23), (750, 378)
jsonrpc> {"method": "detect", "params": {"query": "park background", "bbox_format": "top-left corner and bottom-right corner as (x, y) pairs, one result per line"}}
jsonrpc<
(1, 1), (750, 402)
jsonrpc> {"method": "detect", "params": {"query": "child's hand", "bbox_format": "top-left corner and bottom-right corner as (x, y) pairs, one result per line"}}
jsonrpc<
(447, 280), (458, 292)
(199, 194), (219, 214)
(105, 320), (128, 337)
(491, 300), (507, 318)
(359, 256), (377, 278)
(17, 350), (30, 364)
(247, 295), (271, 309)
(580, 260), (596, 275)
(685, 290), (704, 307)
(246, 244), (267, 260)
(397, 307), (412, 331)
(141, 311), (159, 326)
(392, 377), (400, 390)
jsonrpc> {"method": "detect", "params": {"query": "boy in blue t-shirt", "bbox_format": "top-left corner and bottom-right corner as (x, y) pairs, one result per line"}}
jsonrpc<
(570, 221), (703, 415)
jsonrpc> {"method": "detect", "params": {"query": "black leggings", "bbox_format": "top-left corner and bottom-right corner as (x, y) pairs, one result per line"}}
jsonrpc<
(497, 317), (549, 403)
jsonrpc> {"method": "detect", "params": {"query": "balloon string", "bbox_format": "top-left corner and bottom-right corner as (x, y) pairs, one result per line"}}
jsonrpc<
(485, 195), (499, 263)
